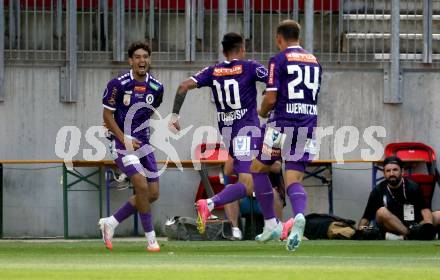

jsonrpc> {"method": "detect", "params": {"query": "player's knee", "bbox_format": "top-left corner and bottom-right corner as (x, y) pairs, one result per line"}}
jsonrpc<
(244, 184), (253, 196)
(432, 211), (440, 226)
(376, 207), (391, 223)
(250, 159), (269, 173)
(134, 183), (148, 196)
(149, 189), (160, 202)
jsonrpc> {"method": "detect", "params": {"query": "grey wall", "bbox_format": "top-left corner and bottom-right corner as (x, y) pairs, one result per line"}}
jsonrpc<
(0, 64), (439, 237)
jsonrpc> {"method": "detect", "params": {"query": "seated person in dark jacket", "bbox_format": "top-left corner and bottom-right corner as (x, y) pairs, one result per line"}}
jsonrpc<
(358, 156), (439, 240)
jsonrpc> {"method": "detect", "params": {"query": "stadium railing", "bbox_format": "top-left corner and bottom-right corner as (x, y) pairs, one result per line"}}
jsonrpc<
(2, 0), (437, 64)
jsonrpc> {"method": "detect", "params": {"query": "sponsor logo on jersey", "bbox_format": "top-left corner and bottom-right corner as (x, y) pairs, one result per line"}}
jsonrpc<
(285, 52), (318, 64)
(213, 65), (243, 76)
(149, 82), (159, 91)
(134, 85), (146, 92)
(268, 63), (275, 85)
(233, 136), (251, 156)
(108, 87), (118, 106)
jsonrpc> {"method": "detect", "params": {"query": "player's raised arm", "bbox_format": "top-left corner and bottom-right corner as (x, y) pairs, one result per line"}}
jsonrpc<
(169, 78), (198, 132)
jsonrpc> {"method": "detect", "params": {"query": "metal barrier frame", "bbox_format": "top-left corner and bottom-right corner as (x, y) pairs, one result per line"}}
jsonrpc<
(0, 1), (438, 104)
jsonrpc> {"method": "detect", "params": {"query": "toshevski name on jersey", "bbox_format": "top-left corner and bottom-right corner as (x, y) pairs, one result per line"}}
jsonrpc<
(217, 108), (248, 122)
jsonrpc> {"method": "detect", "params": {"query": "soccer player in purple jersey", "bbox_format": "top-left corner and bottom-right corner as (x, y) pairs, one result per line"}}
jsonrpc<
(169, 33), (269, 235)
(250, 20), (322, 251)
(99, 42), (164, 252)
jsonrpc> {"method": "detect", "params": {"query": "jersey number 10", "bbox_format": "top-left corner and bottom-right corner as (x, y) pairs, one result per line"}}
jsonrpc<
(213, 79), (242, 110)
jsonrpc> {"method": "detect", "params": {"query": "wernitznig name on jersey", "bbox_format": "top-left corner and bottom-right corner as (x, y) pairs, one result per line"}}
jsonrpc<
(286, 103), (318, 115)
(217, 109), (248, 122)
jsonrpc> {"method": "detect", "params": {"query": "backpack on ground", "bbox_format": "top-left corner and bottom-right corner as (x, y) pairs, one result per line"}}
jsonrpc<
(304, 213), (357, 240)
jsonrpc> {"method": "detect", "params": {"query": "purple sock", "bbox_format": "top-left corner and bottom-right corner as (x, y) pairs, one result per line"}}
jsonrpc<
(113, 201), (136, 223)
(139, 211), (154, 233)
(211, 182), (247, 206)
(252, 173), (275, 220)
(287, 182), (307, 215)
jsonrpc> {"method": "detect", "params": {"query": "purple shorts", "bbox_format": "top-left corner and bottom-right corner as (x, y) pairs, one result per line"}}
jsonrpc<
(256, 123), (316, 172)
(226, 130), (261, 174)
(113, 139), (159, 182)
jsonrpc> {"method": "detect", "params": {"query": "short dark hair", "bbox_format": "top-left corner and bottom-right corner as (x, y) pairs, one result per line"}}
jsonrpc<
(383, 156), (404, 169)
(222, 32), (244, 55)
(127, 41), (151, 58)
(276, 20), (301, 41)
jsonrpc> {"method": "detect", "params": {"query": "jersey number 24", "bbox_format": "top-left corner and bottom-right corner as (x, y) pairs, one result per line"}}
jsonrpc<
(287, 65), (320, 101)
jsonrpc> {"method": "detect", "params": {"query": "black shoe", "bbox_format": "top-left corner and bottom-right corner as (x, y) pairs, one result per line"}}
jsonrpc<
(407, 223), (436, 240)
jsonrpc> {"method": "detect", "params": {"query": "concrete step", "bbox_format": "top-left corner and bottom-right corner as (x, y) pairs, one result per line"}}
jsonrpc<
(343, 34), (440, 53)
(343, 14), (440, 34)
(343, 14), (440, 21)
(373, 53), (440, 60)
(343, 0), (440, 13)
(346, 33), (440, 40)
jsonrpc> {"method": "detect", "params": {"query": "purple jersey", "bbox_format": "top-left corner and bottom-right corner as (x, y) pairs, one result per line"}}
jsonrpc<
(102, 70), (164, 143)
(266, 46), (322, 130)
(191, 59), (268, 132)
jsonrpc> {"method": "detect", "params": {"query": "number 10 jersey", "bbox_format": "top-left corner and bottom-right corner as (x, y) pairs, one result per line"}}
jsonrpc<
(191, 59), (268, 132)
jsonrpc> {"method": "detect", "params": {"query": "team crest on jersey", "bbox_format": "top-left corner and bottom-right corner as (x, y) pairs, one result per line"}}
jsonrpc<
(256, 66), (268, 79)
(123, 91), (132, 106)
(213, 65), (243, 76)
(145, 94), (154, 104)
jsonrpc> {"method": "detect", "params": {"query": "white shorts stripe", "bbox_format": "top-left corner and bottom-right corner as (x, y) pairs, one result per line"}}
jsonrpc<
(103, 104), (116, 111)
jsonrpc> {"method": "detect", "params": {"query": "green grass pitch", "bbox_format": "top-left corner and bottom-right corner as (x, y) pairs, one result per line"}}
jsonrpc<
(0, 239), (439, 279)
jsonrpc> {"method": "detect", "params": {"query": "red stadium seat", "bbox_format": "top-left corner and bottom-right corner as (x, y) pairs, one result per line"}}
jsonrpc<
(7, 0), (339, 12)
(203, 0), (339, 12)
(384, 142), (439, 208)
(193, 143), (230, 210)
(8, 1), (156, 11)
(194, 143), (229, 162)
(194, 175), (238, 210)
